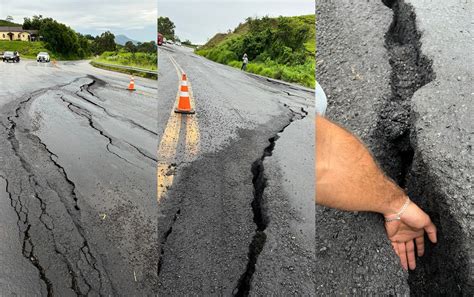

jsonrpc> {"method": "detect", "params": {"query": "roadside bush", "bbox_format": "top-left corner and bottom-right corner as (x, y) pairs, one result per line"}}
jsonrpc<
(196, 14), (315, 87)
(94, 51), (157, 70)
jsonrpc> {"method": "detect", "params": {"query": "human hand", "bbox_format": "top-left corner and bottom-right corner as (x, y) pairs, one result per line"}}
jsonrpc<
(384, 200), (437, 270)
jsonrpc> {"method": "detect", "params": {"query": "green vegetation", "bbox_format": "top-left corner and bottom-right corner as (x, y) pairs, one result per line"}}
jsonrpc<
(158, 17), (175, 41)
(91, 48), (157, 79)
(181, 39), (197, 48)
(1, 16), (136, 60)
(122, 41), (157, 54)
(0, 19), (21, 26)
(196, 15), (315, 88)
(90, 60), (156, 79)
(22, 15), (91, 59)
(93, 51), (157, 70)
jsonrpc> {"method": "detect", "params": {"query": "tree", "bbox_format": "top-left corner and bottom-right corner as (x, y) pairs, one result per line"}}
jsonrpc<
(92, 31), (116, 55)
(22, 15), (92, 58)
(84, 34), (95, 41)
(6, 15), (13, 22)
(158, 17), (175, 40)
(124, 41), (137, 53)
(77, 33), (92, 58)
(23, 15), (44, 30)
(136, 41), (157, 53)
(39, 18), (80, 55)
(182, 39), (193, 46)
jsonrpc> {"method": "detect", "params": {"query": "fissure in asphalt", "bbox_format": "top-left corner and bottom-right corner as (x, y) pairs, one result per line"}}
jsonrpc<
(77, 78), (158, 137)
(0, 174), (54, 296)
(4, 95), (55, 296)
(157, 208), (181, 276)
(233, 107), (306, 296)
(379, 0), (468, 295)
(377, 0), (434, 184)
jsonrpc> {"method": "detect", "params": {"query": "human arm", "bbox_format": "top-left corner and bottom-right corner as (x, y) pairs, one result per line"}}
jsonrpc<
(315, 115), (437, 270)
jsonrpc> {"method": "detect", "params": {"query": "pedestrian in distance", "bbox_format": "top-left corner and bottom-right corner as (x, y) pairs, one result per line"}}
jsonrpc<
(241, 53), (249, 71)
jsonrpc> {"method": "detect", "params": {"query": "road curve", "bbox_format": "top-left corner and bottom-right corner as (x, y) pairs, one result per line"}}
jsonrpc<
(0, 60), (158, 295)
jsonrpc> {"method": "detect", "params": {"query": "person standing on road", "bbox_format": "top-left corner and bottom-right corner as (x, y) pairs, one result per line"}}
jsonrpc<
(241, 53), (249, 71)
(315, 115), (437, 271)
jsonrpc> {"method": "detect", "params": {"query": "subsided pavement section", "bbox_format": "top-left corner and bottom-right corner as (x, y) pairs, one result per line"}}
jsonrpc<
(0, 62), (159, 296)
(316, 0), (472, 295)
(250, 109), (315, 296)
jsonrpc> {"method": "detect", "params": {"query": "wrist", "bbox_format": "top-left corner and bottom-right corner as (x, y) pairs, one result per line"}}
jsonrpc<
(381, 187), (409, 217)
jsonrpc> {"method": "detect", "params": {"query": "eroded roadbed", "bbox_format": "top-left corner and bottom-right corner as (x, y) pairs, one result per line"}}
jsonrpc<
(0, 76), (158, 296)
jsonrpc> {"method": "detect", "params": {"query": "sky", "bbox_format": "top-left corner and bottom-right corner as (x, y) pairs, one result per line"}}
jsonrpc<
(158, 0), (315, 45)
(1, 0), (156, 42)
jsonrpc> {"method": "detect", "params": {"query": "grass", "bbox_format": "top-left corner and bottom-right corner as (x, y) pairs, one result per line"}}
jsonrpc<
(228, 59), (315, 88)
(0, 20), (22, 26)
(196, 14), (315, 88)
(0, 40), (84, 60)
(91, 51), (157, 79)
(93, 51), (157, 70)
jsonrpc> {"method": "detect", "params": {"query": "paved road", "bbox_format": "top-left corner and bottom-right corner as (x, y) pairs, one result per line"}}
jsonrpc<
(0, 60), (158, 295)
(316, 0), (472, 295)
(403, 0), (473, 295)
(157, 45), (315, 296)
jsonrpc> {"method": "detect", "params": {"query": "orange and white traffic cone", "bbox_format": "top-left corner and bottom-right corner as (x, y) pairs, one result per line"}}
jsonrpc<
(128, 76), (136, 91)
(175, 73), (195, 114)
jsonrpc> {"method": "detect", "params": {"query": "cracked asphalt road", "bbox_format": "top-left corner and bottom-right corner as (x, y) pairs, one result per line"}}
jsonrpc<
(157, 45), (315, 296)
(0, 60), (158, 295)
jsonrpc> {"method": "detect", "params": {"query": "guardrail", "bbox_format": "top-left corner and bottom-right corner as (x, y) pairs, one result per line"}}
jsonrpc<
(90, 61), (157, 75)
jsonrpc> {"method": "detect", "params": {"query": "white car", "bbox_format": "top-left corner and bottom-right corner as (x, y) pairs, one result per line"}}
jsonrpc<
(37, 52), (50, 63)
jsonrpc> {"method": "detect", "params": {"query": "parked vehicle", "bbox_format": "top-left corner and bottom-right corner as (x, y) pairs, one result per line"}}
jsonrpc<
(158, 33), (163, 46)
(3, 51), (20, 63)
(37, 52), (50, 62)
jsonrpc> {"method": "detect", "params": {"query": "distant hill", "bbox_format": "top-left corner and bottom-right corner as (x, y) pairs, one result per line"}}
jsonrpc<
(115, 34), (139, 46)
(0, 19), (22, 27)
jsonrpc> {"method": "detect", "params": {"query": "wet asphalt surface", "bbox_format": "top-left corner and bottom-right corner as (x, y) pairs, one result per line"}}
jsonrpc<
(0, 60), (158, 295)
(157, 45), (315, 296)
(316, 0), (472, 295)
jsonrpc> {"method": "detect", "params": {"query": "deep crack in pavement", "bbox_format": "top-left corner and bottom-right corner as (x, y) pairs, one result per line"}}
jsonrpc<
(234, 107), (306, 297)
(379, 1), (470, 295)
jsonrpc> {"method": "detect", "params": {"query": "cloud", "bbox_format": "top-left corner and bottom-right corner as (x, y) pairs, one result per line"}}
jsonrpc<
(2, 0), (156, 41)
(158, 0), (314, 44)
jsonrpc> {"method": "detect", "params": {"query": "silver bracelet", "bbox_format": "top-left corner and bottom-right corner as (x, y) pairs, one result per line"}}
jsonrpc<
(384, 198), (410, 222)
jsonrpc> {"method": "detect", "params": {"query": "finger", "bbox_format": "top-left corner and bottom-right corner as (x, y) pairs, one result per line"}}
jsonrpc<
(392, 242), (399, 257)
(425, 221), (437, 243)
(398, 242), (408, 271)
(415, 236), (425, 257)
(406, 240), (416, 270)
